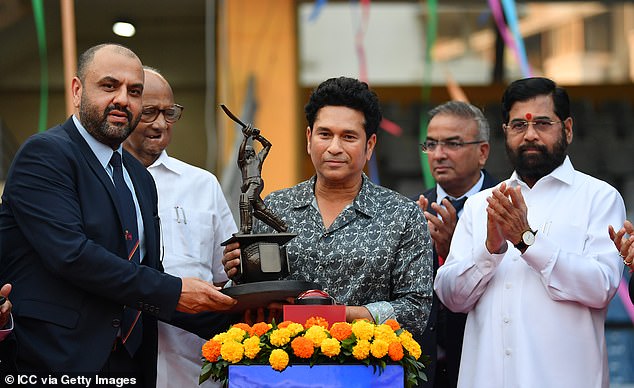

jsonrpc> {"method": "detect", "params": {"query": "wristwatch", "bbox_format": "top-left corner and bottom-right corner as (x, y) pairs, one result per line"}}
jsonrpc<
(514, 229), (537, 252)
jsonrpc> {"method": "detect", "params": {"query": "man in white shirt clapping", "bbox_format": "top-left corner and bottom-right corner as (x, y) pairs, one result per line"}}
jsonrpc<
(435, 77), (625, 388)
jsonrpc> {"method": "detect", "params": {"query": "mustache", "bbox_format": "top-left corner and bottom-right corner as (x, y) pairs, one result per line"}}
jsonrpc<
(104, 104), (132, 122)
(518, 143), (547, 154)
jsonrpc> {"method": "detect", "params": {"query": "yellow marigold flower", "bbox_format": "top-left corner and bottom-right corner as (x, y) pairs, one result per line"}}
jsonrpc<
(370, 339), (389, 358)
(291, 336), (314, 359)
(269, 349), (289, 371)
(351, 319), (374, 341)
(304, 325), (328, 347)
(402, 337), (422, 360)
(226, 327), (247, 342)
(270, 328), (292, 347)
(243, 336), (261, 359)
(220, 340), (244, 364)
(251, 322), (271, 337)
(374, 324), (398, 344)
(201, 339), (221, 362)
(286, 322), (305, 336)
(305, 316), (329, 329)
(385, 319), (401, 331)
(320, 338), (341, 358)
(352, 339), (371, 360)
(329, 322), (353, 341)
(212, 332), (228, 343)
(388, 341), (404, 361)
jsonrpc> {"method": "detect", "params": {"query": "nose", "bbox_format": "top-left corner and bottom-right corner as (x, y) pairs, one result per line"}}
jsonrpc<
(326, 136), (343, 154)
(151, 111), (169, 128)
(112, 86), (130, 107)
(428, 144), (448, 158)
(523, 122), (540, 141)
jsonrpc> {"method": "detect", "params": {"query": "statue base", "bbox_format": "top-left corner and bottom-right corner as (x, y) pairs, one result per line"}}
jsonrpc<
(221, 280), (322, 313)
(222, 232), (297, 284)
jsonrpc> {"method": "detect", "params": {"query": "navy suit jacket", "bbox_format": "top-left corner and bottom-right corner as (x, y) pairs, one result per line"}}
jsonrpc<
(0, 118), (230, 384)
(418, 169), (498, 388)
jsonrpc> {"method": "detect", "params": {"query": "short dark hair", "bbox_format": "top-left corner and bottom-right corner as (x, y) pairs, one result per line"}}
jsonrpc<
(77, 43), (138, 82)
(501, 77), (570, 124)
(304, 77), (382, 138)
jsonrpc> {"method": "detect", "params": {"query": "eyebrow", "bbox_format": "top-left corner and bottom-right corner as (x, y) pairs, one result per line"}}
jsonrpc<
(426, 135), (463, 141)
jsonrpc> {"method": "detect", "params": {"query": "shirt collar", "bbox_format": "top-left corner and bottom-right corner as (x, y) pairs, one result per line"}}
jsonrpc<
(509, 155), (574, 187)
(289, 173), (376, 218)
(72, 115), (122, 169)
(436, 170), (485, 201)
(148, 150), (183, 175)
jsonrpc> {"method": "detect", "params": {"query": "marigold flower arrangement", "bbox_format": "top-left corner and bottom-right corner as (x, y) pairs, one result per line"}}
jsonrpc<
(200, 317), (427, 387)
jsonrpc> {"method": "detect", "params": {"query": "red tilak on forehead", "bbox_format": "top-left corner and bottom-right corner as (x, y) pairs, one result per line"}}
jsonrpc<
(525, 113), (532, 120)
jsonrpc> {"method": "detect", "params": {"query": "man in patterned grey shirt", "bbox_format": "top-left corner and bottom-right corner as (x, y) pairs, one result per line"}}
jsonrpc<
(223, 77), (433, 337)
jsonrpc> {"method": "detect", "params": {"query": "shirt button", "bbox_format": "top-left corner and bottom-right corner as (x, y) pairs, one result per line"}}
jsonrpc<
(503, 317), (510, 324)
(505, 348), (512, 356)
(505, 283), (512, 289)
(112, 319), (121, 328)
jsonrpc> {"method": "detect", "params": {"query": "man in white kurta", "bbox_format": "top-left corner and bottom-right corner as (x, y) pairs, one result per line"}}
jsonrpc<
(435, 77), (625, 388)
(124, 68), (237, 387)
(150, 151), (236, 388)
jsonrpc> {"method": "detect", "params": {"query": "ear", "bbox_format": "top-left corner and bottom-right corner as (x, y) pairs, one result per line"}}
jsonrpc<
(365, 133), (377, 161)
(563, 117), (573, 145)
(71, 77), (82, 110)
(306, 127), (312, 155)
(478, 142), (490, 169)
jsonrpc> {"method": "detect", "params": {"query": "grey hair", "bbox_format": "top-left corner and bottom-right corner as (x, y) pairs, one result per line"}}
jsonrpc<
(428, 101), (490, 142)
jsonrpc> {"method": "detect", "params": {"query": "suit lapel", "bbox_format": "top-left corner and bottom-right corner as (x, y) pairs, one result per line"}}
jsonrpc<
(62, 119), (127, 237)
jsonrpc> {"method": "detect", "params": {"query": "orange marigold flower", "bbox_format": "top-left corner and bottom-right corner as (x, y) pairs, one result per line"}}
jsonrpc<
(232, 322), (251, 334)
(329, 322), (353, 341)
(305, 316), (329, 329)
(388, 341), (404, 361)
(385, 319), (401, 331)
(291, 336), (314, 359)
(277, 320), (293, 329)
(201, 339), (221, 362)
(251, 322), (271, 337)
(269, 349), (289, 371)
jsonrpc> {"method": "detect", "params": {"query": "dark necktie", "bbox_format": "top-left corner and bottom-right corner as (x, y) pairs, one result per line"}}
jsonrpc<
(109, 152), (142, 355)
(448, 197), (467, 215)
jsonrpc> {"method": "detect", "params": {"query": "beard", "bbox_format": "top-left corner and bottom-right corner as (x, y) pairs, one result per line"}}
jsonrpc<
(79, 95), (140, 149)
(505, 128), (567, 182)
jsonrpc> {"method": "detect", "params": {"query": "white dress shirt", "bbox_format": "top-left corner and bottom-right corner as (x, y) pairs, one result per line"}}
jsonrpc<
(435, 157), (625, 388)
(150, 151), (237, 388)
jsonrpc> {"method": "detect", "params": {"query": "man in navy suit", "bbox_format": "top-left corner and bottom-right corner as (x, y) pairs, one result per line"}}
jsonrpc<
(416, 101), (498, 388)
(0, 43), (236, 386)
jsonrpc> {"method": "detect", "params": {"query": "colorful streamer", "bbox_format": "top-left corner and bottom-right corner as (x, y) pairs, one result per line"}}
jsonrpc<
(418, 0), (437, 190)
(499, 0), (532, 77)
(32, 0), (48, 133)
(308, 0), (328, 22)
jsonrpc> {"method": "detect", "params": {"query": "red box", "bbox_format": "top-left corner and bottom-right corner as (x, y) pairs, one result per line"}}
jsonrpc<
(283, 304), (346, 328)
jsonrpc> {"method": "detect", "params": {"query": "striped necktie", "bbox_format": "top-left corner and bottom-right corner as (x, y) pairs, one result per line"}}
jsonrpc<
(109, 152), (142, 355)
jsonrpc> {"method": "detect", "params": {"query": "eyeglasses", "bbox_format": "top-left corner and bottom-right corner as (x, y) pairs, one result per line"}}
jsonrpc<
(419, 140), (485, 153)
(503, 119), (562, 134)
(140, 104), (184, 123)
